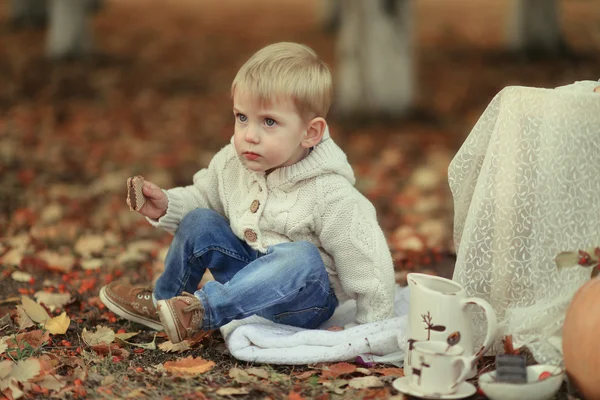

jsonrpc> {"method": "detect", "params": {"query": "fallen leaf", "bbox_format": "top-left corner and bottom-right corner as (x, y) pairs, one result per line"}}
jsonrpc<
(34, 291), (72, 312)
(348, 376), (384, 389)
(374, 367), (405, 377)
(163, 356), (215, 375)
(21, 296), (50, 323)
(158, 340), (191, 353)
(322, 379), (348, 394)
(116, 249), (147, 266)
(127, 240), (157, 253)
(288, 391), (305, 400)
(229, 367), (256, 383)
(44, 312), (70, 335)
(126, 388), (149, 398)
(114, 332), (139, 341)
(75, 235), (106, 257)
(2, 248), (24, 266)
(15, 306), (34, 330)
(37, 251), (75, 273)
(0, 337), (8, 355)
(10, 358), (41, 383)
(116, 332), (157, 350)
(294, 371), (315, 380)
(39, 203), (64, 224)
(80, 258), (104, 270)
(321, 362), (356, 379)
(6, 330), (51, 355)
(246, 367), (270, 379)
(82, 325), (115, 346)
(216, 388), (250, 396)
(11, 271), (32, 283)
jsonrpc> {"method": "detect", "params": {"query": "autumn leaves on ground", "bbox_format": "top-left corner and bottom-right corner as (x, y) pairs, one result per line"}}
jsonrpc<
(1, 0), (599, 399)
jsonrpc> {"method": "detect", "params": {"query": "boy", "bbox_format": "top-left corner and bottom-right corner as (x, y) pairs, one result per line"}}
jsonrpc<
(100, 42), (395, 344)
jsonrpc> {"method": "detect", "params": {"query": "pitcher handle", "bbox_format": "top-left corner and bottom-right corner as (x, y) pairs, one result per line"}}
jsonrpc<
(462, 297), (498, 362)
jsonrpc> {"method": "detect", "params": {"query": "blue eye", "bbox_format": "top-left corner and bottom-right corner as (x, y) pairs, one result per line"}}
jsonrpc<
(237, 114), (247, 122)
(265, 118), (276, 127)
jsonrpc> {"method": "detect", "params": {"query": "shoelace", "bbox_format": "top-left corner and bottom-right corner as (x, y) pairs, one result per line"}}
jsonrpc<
(181, 292), (202, 313)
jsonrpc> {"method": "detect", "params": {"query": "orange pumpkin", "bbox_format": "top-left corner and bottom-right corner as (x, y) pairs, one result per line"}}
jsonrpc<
(563, 278), (600, 400)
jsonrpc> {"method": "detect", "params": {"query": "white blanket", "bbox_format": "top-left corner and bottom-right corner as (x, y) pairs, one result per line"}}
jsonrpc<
(220, 285), (411, 365)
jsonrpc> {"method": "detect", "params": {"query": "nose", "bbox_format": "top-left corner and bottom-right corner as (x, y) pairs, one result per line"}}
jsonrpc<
(244, 126), (260, 144)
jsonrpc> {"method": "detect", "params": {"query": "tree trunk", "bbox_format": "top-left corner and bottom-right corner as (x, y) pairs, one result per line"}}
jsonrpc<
(319, 0), (341, 33)
(46, 0), (94, 59)
(335, 0), (414, 119)
(507, 0), (566, 55)
(10, 0), (47, 28)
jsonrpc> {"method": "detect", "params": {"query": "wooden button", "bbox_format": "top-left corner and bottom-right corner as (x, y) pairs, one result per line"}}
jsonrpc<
(250, 200), (260, 213)
(244, 229), (257, 243)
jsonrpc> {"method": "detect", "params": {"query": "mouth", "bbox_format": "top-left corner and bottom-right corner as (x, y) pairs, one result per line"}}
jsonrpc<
(243, 151), (260, 161)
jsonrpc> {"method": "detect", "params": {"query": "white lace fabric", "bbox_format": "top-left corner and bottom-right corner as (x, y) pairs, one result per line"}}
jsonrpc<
(449, 81), (600, 364)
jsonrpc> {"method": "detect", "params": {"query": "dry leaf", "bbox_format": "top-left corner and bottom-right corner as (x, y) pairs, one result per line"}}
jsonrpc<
(44, 312), (70, 335)
(15, 306), (34, 330)
(322, 379), (348, 394)
(294, 371), (315, 380)
(321, 362), (356, 378)
(114, 332), (139, 341)
(82, 325), (115, 346)
(216, 388), (250, 396)
(11, 271), (32, 283)
(9, 358), (42, 383)
(246, 367), (270, 379)
(2, 248), (24, 266)
(158, 340), (191, 353)
(163, 356), (215, 375)
(116, 332), (157, 350)
(127, 240), (157, 253)
(80, 258), (104, 270)
(39, 203), (64, 224)
(37, 251), (75, 273)
(374, 367), (405, 377)
(0, 337), (8, 355)
(116, 249), (147, 266)
(348, 376), (384, 389)
(21, 296), (50, 323)
(75, 235), (106, 257)
(34, 291), (72, 311)
(229, 367), (256, 383)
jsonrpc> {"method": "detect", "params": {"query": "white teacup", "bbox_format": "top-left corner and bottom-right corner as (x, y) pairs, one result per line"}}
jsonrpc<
(407, 341), (476, 396)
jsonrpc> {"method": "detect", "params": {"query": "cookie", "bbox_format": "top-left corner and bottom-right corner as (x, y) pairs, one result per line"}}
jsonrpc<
(126, 175), (147, 211)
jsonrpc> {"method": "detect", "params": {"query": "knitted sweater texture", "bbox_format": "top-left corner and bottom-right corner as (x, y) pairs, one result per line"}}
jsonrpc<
(149, 129), (395, 323)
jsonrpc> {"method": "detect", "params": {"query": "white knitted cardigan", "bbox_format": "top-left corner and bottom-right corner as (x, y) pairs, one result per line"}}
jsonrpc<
(148, 128), (395, 323)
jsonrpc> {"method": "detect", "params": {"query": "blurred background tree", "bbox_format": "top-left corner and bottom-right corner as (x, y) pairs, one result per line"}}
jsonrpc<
(508, 0), (565, 55)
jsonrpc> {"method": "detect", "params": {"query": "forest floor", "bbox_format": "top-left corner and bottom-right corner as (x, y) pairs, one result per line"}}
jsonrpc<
(0, 0), (599, 398)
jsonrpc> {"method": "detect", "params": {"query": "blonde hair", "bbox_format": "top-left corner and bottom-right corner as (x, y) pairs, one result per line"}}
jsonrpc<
(231, 42), (332, 119)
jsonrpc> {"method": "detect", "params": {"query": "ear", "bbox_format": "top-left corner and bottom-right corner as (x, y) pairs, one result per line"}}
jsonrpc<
(594, 86), (600, 93)
(301, 117), (326, 148)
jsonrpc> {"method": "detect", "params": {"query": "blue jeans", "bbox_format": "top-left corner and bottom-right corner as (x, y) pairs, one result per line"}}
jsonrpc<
(154, 208), (338, 330)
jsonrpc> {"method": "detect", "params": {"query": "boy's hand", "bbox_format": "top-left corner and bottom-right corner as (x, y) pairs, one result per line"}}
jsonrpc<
(137, 180), (168, 220)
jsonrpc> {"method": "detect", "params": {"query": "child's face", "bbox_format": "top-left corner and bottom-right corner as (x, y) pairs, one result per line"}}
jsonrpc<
(233, 90), (311, 174)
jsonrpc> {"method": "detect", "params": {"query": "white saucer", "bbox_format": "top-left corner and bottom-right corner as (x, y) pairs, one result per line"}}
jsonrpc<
(392, 377), (477, 399)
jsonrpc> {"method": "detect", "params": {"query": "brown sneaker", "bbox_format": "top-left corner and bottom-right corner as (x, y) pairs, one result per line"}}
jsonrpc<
(156, 292), (204, 344)
(99, 281), (162, 331)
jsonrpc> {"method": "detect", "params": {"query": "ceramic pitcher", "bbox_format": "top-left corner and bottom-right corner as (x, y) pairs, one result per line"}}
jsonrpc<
(403, 273), (498, 379)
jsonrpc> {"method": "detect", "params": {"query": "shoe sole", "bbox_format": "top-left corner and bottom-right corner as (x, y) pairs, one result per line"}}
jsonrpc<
(156, 300), (184, 344)
(99, 286), (163, 331)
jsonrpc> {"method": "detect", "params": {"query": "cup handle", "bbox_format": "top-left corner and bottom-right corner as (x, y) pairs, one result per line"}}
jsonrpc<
(462, 297), (498, 363)
(451, 356), (473, 389)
